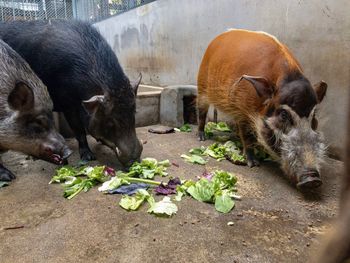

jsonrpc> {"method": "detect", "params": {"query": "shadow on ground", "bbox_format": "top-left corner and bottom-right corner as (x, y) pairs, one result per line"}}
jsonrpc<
(0, 126), (343, 263)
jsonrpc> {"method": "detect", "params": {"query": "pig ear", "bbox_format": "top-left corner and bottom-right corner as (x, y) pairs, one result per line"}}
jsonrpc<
(82, 95), (104, 114)
(8, 81), (34, 111)
(131, 73), (142, 95)
(313, 81), (327, 103)
(241, 75), (274, 99)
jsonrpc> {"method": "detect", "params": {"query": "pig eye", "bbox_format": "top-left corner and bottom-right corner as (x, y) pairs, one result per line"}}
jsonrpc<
(31, 123), (45, 133)
(311, 117), (318, 130)
(279, 109), (293, 123)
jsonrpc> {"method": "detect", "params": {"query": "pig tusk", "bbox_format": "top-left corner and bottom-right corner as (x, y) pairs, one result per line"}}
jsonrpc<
(115, 147), (121, 156)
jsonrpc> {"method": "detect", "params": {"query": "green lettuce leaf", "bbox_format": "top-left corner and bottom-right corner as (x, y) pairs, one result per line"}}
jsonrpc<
(98, 176), (130, 192)
(147, 196), (178, 216)
(174, 124), (192, 132)
(49, 166), (77, 184)
(119, 189), (151, 211)
(181, 154), (207, 165)
(127, 158), (170, 179)
(187, 179), (215, 202)
(215, 193), (235, 213)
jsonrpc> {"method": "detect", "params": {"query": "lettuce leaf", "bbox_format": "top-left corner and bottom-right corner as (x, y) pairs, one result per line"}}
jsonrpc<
(119, 189), (151, 211)
(174, 124), (192, 132)
(147, 196), (178, 216)
(215, 193), (235, 213)
(181, 154), (207, 165)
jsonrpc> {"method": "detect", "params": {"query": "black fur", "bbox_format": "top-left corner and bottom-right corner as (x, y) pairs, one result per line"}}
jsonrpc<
(0, 20), (140, 163)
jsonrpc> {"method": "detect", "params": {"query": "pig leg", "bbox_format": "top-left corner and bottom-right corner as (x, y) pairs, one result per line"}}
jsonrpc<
(197, 97), (209, 141)
(0, 162), (15, 181)
(63, 109), (96, 161)
(237, 122), (259, 167)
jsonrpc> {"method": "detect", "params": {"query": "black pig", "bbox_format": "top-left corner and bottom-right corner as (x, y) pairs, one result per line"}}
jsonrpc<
(0, 39), (72, 181)
(0, 20), (143, 166)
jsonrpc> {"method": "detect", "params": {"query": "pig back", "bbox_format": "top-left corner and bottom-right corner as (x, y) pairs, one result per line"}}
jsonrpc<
(0, 39), (52, 115)
(198, 29), (302, 121)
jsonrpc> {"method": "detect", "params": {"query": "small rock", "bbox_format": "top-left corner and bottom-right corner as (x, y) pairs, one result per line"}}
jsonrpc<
(153, 238), (156, 242)
(306, 243), (310, 247)
(227, 221), (234, 226)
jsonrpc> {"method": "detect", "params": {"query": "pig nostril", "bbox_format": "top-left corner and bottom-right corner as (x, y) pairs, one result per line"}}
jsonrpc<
(44, 147), (53, 155)
(303, 168), (319, 178)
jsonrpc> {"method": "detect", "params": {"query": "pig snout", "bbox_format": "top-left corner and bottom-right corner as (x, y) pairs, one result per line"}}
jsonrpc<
(279, 124), (326, 190)
(296, 168), (322, 190)
(40, 138), (73, 165)
(115, 139), (143, 167)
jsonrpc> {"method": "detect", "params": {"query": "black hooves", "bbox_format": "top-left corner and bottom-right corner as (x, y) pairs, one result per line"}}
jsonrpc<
(80, 149), (96, 162)
(0, 165), (16, 181)
(246, 151), (260, 168)
(198, 131), (206, 141)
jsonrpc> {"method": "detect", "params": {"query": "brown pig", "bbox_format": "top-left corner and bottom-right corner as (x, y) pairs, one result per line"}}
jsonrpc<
(197, 29), (328, 189)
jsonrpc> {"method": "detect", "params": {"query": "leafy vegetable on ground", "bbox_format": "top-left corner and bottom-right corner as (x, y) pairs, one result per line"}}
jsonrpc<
(204, 122), (231, 138)
(147, 196), (178, 216)
(174, 123), (192, 132)
(50, 165), (111, 199)
(154, 177), (182, 195)
(107, 183), (149, 195)
(119, 189), (152, 211)
(181, 154), (207, 165)
(119, 189), (178, 217)
(188, 141), (247, 165)
(184, 170), (239, 213)
(125, 158), (170, 179)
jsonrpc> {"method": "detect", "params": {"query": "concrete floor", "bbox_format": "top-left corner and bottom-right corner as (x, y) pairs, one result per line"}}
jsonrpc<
(0, 126), (343, 263)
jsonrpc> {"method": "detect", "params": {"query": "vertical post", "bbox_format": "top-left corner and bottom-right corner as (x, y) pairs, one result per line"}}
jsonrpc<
(1, 4), (4, 21)
(12, 0), (15, 20)
(53, 0), (57, 18)
(64, 0), (67, 19)
(23, 0), (26, 20)
(72, 0), (77, 19)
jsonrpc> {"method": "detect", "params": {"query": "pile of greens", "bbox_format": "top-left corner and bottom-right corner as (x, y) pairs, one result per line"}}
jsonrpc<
(49, 166), (111, 199)
(188, 141), (247, 165)
(175, 170), (239, 213)
(119, 189), (178, 216)
(180, 153), (207, 165)
(123, 158), (170, 179)
(51, 158), (170, 200)
(50, 156), (241, 215)
(174, 123), (192, 132)
(204, 122), (231, 138)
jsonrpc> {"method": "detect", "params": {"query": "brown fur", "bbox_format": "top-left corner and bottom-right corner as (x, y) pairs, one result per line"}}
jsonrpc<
(197, 29), (301, 124)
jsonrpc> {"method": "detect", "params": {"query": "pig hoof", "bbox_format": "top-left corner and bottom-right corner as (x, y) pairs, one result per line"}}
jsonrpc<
(198, 131), (206, 141)
(0, 167), (16, 181)
(297, 176), (322, 190)
(80, 150), (96, 162)
(246, 152), (260, 167)
(247, 158), (260, 168)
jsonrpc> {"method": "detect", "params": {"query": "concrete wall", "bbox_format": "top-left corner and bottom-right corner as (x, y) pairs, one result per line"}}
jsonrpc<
(94, 0), (350, 157)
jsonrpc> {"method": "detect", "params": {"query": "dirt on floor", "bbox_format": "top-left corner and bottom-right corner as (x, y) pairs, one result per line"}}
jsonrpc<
(0, 126), (344, 263)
